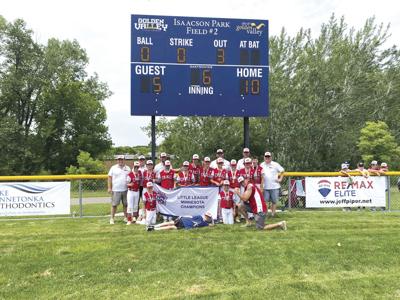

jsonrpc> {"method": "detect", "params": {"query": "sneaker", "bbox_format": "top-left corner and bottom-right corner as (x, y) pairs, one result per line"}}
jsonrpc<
(235, 217), (241, 223)
(126, 221), (132, 225)
(241, 222), (253, 227)
(109, 218), (115, 225)
(132, 217), (137, 222)
(123, 217), (128, 223)
(146, 226), (155, 231)
(280, 221), (287, 231)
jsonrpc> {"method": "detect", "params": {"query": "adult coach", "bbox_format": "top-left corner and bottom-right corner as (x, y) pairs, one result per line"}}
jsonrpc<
(108, 155), (131, 225)
(237, 147), (251, 170)
(260, 151), (284, 218)
(234, 176), (286, 231)
(210, 149), (230, 170)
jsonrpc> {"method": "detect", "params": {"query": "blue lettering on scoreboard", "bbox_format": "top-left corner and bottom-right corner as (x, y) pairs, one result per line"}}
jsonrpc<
(131, 15), (269, 117)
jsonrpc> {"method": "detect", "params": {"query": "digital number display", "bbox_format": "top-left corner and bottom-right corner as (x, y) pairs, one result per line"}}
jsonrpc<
(131, 15), (269, 117)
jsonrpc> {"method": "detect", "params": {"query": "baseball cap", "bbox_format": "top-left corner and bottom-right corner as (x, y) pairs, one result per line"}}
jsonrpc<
(264, 152), (272, 157)
(217, 157), (224, 163)
(134, 161), (140, 167)
(165, 160), (171, 166)
(216, 149), (224, 154)
(183, 161), (189, 166)
(341, 163), (348, 170)
(237, 176), (245, 183)
(381, 162), (388, 167)
(160, 152), (167, 158)
(204, 157), (211, 162)
(371, 160), (378, 165)
(192, 154), (199, 160)
(139, 155), (145, 160)
(244, 157), (252, 164)
(146, 160), (153, 165)
(243, 148), (250, 153)
(204, 211), (212, 218)
(223, 180), (230, 185)
(146, 182), (153, 188)
(116, 155), (125, 160)
(230, 159), (237, 165)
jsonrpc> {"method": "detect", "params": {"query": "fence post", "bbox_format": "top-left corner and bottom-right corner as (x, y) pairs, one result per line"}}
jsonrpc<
(387, 176), (391, 212)
(288, 176), (291, 209)
(79, 179), (83, 217)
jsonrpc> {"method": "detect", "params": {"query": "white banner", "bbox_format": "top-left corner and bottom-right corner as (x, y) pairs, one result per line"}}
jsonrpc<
(153, 185), (219, 218)
(305, 176), (386, 208)
(0, 182), (71, 216)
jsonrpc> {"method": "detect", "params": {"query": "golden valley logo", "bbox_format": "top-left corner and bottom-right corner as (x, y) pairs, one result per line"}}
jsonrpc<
(236, 22), (265, 36)
(134, 18), (168, 31)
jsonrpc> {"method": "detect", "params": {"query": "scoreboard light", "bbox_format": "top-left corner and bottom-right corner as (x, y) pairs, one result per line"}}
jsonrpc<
(131, 15), (269, 117)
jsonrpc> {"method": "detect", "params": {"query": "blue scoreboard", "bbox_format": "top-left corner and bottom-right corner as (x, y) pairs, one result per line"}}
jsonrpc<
(131, 15), (269, 117)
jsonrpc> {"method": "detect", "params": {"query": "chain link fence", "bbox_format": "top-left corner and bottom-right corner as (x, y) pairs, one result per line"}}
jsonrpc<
(1, 174), (400, 220)
(71, 179), (111, 217)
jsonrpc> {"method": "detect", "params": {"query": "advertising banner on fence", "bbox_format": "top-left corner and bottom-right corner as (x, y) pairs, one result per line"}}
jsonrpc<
(0, 182), (71, 216)
(305, 176), (386, 208)
(153, 185), (219, 218)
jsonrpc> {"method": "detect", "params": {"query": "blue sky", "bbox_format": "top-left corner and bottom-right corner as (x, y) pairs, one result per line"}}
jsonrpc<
(1, 0), (399, 146)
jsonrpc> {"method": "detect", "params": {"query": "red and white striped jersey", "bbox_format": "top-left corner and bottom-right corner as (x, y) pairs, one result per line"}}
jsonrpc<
(159, 169), (175, 190)
(227, 169), (240, 188)
(212, 168), (227, 185)
(176, 171), (195, 186)
(143, 170), (156, 187)
(199, 167), (214, 186)
(219, 190), (235, 209)
(246, 183), (267, 214)
(143, 191), (157, 211)
(127, 171), (142, 191)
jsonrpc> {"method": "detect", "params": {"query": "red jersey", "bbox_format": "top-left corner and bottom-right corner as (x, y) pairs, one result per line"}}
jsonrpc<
(239, 167), (255, 183)
(227, 169), (240, 188)
(212, 168), (227, 185)
(253, 166), (263, 185)
(219, 190), (235, 209)
(188, 163), (201, 183)
(199, 167), (213, 186)
(159, 169), (175, 189)
(143, 170), (156, 187)
(246, 183), (267, 214)
(177, 171), (195, 186)
(143, 191), (157, 211)
(127, 171), (142, 191)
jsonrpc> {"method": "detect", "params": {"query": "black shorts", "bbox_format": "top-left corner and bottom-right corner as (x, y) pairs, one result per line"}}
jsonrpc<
(244, 201), (253, 213)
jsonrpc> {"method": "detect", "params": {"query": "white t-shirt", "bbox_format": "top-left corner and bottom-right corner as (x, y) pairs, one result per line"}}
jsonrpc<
(236, 157), (247, 170)
(154, 162), (165, 176)
(260, 161), (284, 190)
(108, 164), (131, 192)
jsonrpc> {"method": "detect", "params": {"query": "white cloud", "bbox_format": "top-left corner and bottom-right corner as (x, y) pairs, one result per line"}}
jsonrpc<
(1, 0), (399, 146)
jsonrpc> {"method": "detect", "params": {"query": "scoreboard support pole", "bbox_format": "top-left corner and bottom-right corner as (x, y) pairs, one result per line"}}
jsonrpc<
(151, 115), (156, 162)
(244, 117), (250, 148)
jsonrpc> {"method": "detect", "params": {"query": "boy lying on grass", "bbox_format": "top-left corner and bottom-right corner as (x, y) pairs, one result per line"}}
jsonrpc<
(146, 212), (214, 231)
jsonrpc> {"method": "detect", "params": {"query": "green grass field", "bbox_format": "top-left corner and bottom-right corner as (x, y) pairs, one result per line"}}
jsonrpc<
(1, 211), (400, 299)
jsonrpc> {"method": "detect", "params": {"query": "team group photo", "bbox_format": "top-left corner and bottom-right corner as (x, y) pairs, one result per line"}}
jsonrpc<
(1, 0), (400, 299)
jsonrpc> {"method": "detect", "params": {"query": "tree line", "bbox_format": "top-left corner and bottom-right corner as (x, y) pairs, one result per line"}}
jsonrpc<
(147, 15), (400, 171)
(0, 16), (112, 175)
(1, 15), (399, 175)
